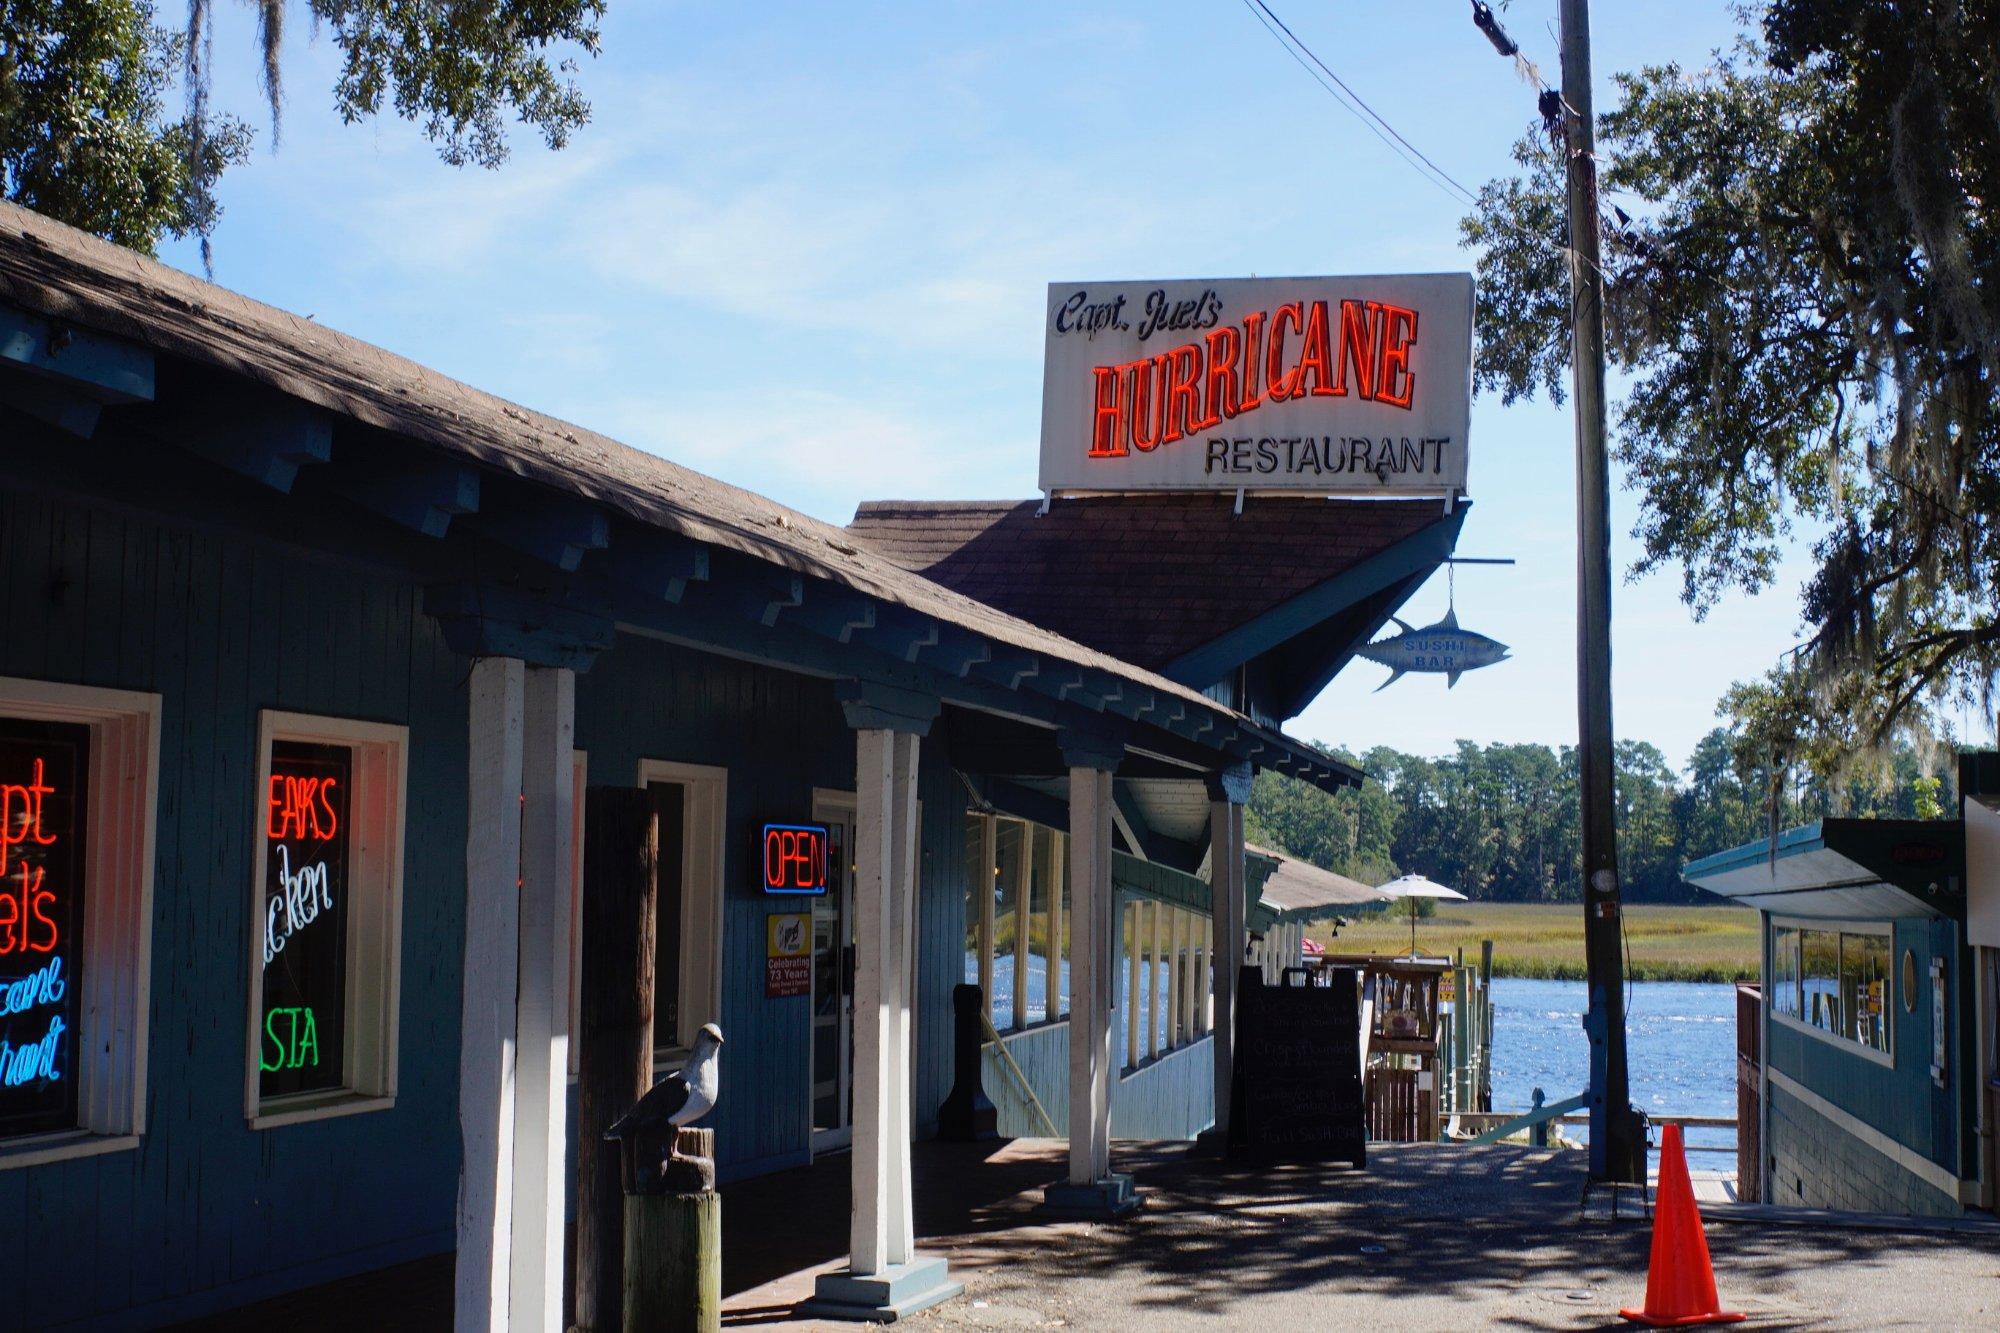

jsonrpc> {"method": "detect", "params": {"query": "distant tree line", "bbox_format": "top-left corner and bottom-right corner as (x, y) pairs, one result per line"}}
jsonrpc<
(1247, 731), (1953, 905)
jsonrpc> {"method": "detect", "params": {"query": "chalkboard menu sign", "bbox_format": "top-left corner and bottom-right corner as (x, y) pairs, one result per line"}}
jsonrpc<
(0, 718), (89, 1138)
(1230, 965), (1366, 1166)
(261, 740), (351, 1099)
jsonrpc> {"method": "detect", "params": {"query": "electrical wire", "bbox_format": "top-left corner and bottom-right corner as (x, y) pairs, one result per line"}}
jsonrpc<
(1235, 0), (1479, 207)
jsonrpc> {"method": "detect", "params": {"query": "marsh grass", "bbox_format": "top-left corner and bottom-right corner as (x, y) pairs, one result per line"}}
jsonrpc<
(1312, 901), (1759, 983)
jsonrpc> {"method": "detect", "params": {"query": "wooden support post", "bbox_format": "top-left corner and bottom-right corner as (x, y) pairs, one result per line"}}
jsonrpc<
(622, 1127), (719, 1333)
(1036, 741), (1140, 1220)
(1011, 820), (1031, 1028)
(1125, 900), (1141, 1069)
(1206, 767), (1250, 1142)
(457, 656), (525, 1333)
(976, 814), (997, 1012)
(575, 787), (658, 1333)
(808, 684), (960, 1321)
(1046, 830), (1065, 1018)
(1148, 899), (1164, 1060)
(513, 666), (575, 1333)
(1478, 939), (1495, 1113)
(851, 727), (919, 1274)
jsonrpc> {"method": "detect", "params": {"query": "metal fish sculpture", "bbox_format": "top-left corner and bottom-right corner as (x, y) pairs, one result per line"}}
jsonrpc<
(1357, 608), (1510, 691)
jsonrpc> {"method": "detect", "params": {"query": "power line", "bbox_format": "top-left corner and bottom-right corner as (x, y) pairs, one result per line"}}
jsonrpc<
(1235, 0), (1479, 207)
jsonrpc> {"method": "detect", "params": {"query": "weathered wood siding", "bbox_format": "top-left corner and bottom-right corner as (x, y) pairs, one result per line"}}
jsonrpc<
(1764, 916), (1965, 1176)
(572, 635), (968, 1178)
(0, 488), (469, 1330)
(0, 483), (978, 1328)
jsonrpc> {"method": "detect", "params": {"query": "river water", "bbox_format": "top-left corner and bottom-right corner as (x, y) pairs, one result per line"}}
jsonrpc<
(1489, 978), (1740, 1162)
(978, 961), (1741, 1165)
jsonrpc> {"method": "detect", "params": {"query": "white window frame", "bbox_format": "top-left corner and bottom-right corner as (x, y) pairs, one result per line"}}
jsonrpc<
(246, 711), (407, 1129)
(1769, 915), (1895, 1068)
(636, 759), (726, 1061)
(0, 677), (160, 1170)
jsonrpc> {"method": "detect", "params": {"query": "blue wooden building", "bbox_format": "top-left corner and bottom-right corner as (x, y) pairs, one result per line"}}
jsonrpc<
(0, 202), (1463, 1329)
(1686, 786), (1990, 1218)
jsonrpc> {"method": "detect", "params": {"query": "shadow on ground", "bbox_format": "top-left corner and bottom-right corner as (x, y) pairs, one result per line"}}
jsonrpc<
(172, 1139), (2000, 1330)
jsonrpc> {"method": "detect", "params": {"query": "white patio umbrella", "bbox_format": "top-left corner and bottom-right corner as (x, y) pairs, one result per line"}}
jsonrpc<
(1375, 873), (1468, 955)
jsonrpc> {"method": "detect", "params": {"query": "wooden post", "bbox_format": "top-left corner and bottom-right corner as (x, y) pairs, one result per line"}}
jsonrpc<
(622, 1127), (719, 1333)
(513, 666), (575, 1333)
(1124, 900), (1140, 1069)
(1479, 940), (1495, 1112)
(575, 788), (657, 1333)
(976, 814), (997, 1012)
(1148, 899), (1164, 1060)
(1067, 763), (1116, 1185)
(1045, 829), (1065, 1018)
(457, 657), (525, 1333)
(1207, 768), (1250, 1141)
(1009, 821), (1031, 1027)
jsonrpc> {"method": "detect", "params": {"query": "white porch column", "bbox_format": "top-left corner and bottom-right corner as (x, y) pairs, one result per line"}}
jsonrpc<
(457, 658), (525, 1333)
(1069, 761), (1115, 1184)
(808, 684), (961, 1322)
(1208, 764), (1250, 1142)
(512, 665), (575, 1332)
(456, 659), (576, 1333)
(1040, 729), (1139, 1220)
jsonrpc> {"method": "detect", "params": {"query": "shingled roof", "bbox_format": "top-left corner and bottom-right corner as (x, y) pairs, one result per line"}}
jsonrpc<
(847, 494), (1451, 673)
(0, 201), (1380, 788)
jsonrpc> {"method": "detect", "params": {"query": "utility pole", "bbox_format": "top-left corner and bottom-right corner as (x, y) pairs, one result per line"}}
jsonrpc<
(1559, 0), (1642, 1184)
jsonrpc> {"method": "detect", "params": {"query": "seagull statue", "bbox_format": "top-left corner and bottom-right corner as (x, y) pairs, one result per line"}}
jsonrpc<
(607, 1022), (724, 1158)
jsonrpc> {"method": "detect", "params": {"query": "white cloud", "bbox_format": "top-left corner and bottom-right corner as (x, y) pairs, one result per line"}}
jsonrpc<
(583, 386), (1033, 523)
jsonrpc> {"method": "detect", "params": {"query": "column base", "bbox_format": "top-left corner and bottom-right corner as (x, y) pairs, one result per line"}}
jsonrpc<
(1192, 1126), (1231, 1157)
(1039, 1172), (1143, 1220)
(801, 1256), (964, 1324)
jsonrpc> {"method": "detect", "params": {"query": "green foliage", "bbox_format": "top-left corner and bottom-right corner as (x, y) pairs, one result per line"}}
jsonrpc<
(1461, 2), (2000, 759)
(5, 1), (604, 254)
(1249, 729), (1953, 906)
(1244, 744), (1399, 885)
(0, 0), (249, 252)
(303, 1), (604, 168)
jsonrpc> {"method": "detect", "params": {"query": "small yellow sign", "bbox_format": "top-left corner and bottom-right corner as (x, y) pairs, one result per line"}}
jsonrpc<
(1439, 971), (1456, 1004)
(766, 911), (811, 998)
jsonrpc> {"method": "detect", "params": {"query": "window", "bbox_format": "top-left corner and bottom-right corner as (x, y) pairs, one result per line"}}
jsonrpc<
(634, 760), (725, 1056)
(248, 712), (405, 1127)
(0, 677), (159, 1168)
(1840, 930), (1890, 1052)
(1802, 929), (1841, 1036)
(1771, 920), (1892, 1059)
(1771, 926), (1801, 1018)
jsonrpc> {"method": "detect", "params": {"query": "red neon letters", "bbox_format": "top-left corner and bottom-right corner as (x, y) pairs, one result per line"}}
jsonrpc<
(267, 773), (340, 842)
(0, 758), (61, 956)
(1085, 297), (1420, 458)
(0, 758), (57, 877)
(762, 825), (827, 893)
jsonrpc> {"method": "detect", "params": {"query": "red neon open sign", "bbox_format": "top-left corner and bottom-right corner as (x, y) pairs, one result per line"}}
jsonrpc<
(762, 823), (828, 895)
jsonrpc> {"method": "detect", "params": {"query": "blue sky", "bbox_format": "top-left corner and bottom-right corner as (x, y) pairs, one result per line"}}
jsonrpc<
(160, 1), (1877, 770)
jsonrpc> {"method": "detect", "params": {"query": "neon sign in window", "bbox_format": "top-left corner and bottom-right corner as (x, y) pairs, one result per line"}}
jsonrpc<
(0, 717), (88, 1138)
(261, 740), (351, 1099)
(761, 823), (829, 896)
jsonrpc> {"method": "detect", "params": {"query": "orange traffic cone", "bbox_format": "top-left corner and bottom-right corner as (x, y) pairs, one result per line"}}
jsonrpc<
(1620, 1124), (1745, 1327)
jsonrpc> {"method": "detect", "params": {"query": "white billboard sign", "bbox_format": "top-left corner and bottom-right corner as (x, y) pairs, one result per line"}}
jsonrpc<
(1037, 273), (1473, 496)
